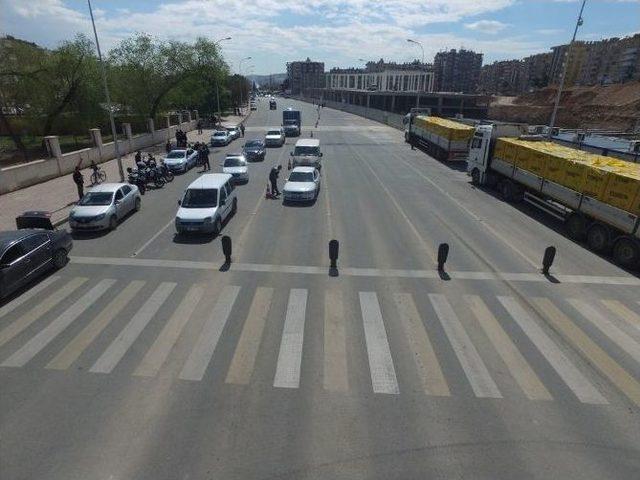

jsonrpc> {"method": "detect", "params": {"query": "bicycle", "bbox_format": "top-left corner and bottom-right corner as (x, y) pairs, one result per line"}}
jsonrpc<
(89, 164), (107, 185)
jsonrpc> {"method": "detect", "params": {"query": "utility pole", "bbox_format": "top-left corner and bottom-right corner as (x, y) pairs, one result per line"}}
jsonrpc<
(87, 0), (124, 182)
(548, 0), (586, 136)
(214, 37), (231, 120)
(239, 56), (252, 114)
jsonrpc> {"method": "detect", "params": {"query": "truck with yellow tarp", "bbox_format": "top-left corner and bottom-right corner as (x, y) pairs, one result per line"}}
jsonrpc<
(406, 115), (477, 161)
(467, 123), (640, 268)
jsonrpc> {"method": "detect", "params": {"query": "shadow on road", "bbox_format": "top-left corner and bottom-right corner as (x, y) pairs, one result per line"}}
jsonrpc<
(172, 232), (217, 244)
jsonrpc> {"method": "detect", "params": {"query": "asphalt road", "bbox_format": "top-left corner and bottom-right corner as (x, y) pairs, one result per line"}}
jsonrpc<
(1, 97), (640, 480)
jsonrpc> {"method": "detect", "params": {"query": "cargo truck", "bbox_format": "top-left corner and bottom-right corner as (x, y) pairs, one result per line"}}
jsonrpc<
(467, 123), (640, 268)
(406, 114), (476, 161)
(282, 108), (301, 136)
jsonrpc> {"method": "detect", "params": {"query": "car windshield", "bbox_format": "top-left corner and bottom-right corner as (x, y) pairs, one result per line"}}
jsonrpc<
(294, 146), (319, 156)
(166, 151), (185, 158)
(213, 132), (226, 137)
(78, 192), (113, 206)
(245, 140), (262, 148)
(267, 130), (281, 136)
(288, 172), (314, 182)
(224, 157), (246, 167)
(181, 188), (218, 208)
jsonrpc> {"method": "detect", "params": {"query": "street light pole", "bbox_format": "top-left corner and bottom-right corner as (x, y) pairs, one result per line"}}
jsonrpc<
(238, 56), (252, 114)
(548, 0), (586, 136)
(214, 37), (231, 120)
(407, 39), (425, 65)
(87, 0), (124, 182)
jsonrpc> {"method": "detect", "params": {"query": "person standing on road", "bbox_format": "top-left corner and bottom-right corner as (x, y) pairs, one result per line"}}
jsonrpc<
(72, 166), (84, 201)
(240, 123), (245, 137)
(202, 144), (211, 171)
(197, 120), (203, 134)
(269, 165), (282, 196)
(165, 140), (172, 153)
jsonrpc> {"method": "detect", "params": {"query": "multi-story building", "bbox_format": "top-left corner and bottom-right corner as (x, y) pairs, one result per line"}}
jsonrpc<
(522, 52), (553, 90)
(286, 58), (325, 95)
(433, 49), (483, 93)
(478, 59), (527, 95)
(326, 59), (434, 93)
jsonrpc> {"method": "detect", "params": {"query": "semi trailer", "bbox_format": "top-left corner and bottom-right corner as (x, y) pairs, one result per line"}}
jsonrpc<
(467, 123), (640, 268)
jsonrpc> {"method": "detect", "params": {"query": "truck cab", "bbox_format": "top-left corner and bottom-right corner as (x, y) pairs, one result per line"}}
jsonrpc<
(467, 124), (494, 185)
(282, 108), (301, 136)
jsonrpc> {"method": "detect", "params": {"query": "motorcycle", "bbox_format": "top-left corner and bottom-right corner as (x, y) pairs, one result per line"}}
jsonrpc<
(126, 167), (146, 195)
(146, 155), (174, 183)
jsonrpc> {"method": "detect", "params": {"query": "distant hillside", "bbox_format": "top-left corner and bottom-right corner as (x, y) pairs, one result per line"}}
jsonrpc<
(247, 73), (287, 87)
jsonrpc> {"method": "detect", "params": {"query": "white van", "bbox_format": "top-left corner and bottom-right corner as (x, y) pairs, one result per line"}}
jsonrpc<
(175, 174), (237, 235)
(290, 138), (322, 169)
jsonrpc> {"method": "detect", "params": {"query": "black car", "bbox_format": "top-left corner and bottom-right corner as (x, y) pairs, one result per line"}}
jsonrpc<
(242, 139), (266, 161)
(0, 212), (73, 299)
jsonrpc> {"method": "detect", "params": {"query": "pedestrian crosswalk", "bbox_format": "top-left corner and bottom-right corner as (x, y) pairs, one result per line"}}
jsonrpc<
(2, 275), (640, 407)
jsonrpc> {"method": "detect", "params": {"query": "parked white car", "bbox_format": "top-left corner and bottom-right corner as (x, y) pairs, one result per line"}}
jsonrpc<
(227, 126), (241, 140)
(283, 167), (320, 203)
(163, 148), (199, 173)
(222, 154), (249, 183)
(265, 127), (285, 147)
(69, 183), (141, 231)
(175, 174), (237, 235)
(211, 130), (232, 146)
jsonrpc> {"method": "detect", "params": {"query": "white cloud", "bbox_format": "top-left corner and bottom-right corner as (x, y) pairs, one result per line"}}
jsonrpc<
(464, 20), (508, 34)
(536, 28), (564, 35)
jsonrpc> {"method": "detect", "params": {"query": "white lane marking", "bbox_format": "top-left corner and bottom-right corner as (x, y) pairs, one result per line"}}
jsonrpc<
(429, 294), (502, 398)
(69, 256), (640, 286)
(47, 281), (145, 370)
(568, 299), (640, 365)
(273, 289), (309, 389)
(359, 292), (399, 395)
(0, 275), (59, 320)
(0, 277), (88, 348)
(226, 287), (274, 385)
(2, 279), (115, 367)
(498, 296), (607, 404)
(179, 285), (241, 381)
(131, 218), (175, 257)
(323, 290), (348, 392)
(601, 300), (640, 332)
(134, 285), (205, 377)
(90, 282), (176, 374)
(465, 295), (551, 401)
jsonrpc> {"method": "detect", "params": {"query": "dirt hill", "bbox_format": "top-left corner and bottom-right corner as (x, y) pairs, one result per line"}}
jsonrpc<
(488, 82), (640, 132)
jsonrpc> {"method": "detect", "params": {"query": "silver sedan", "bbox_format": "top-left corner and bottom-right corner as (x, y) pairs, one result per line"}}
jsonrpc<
(69, 183), (142, 231)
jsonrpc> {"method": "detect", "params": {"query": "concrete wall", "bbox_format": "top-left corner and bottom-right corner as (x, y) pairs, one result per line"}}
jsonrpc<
(296, 96), (406, 131)
(0, 120), (197, 194)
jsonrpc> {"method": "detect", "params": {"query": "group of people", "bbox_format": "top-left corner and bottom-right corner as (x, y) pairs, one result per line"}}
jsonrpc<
(192, 141), (211, 171)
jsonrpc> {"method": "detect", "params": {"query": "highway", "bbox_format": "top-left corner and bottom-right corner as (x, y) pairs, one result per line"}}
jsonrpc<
(1, 97), (640, 480)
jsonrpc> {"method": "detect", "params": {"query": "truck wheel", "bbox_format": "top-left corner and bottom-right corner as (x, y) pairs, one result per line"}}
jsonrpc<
(500, 180), (515, 202)
(612, 237), (640, 269)
(471, 168), (481, 186)
(565, 214), (587, 241)
(586, 223), (611, 252)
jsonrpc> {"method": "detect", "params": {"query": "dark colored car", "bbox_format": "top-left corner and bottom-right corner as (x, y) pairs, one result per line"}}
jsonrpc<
(242, 139), (266, 161)
(0, 212), (73, 299)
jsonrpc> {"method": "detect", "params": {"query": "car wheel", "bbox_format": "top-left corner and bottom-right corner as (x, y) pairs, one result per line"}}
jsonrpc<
(109, 215), (118, 231)
(134, 197), (141, 212)
(52, 249), (68, 269)
(231, 198), (237, 215)
(214, 218), (222, 235)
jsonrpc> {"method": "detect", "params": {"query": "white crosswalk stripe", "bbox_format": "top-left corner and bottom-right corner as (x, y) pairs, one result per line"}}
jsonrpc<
(0, 275), (59, 320)
(359, 292), (399, 395)
(274, 289), (308, 389)
(498, 296), (607, 404)
(179, 285), (240, 381)
(429, 294), (502, 398)
(569, 299), (640, 365)
(1, 279), (115, 367)
(90, 282), (176, 374)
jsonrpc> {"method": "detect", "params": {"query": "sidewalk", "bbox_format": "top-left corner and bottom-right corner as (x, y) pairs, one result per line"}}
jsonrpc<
(0, 112), (248, 231)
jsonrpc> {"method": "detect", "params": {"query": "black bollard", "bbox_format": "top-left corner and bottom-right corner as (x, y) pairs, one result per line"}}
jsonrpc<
(329, 239), (339, 270)
(437, 243), (449, 272)
(542, 246), (556, 275)
(222, 235), (232, 265)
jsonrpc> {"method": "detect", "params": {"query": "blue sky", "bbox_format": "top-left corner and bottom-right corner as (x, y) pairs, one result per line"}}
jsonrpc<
(1, 0), (638, 74)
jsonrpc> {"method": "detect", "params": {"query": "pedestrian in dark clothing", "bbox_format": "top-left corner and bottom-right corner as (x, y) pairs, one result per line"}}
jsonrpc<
(73, 166), (84, 201)
(240, 123), (245, 137)
(197, 120), (203, 134)
(202, 145), (211, 171)
(165, 140), (172, 153)
(269, 165), (282, 196)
